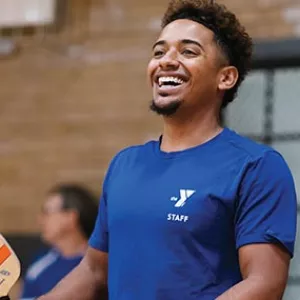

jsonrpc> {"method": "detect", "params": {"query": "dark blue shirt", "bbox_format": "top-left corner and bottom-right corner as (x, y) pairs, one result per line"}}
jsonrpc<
(20, 249), (82, 299)
(89, 128), (297, 300)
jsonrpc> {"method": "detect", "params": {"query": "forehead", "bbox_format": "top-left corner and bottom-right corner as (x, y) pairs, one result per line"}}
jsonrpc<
(44, 194), (63, 208)
(157, 19), (214, 45)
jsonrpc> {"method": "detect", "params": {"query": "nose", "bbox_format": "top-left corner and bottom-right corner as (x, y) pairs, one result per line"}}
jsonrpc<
(159, 49), (180, 70)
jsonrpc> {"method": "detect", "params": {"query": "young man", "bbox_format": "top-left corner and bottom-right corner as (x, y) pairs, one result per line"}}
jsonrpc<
(20, 184), (98, 300)
(38, 1), (297, 299)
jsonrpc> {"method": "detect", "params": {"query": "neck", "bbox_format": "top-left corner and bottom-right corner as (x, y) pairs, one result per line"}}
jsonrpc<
(52, 232), (88, 257)
(160, 106), (222, 152)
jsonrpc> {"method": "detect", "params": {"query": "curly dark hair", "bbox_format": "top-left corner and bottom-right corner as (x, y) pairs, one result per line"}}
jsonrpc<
(161, 0), (253, 108)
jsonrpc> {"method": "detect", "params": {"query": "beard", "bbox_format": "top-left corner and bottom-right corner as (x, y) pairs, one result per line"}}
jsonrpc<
(149, 99), (181, 116)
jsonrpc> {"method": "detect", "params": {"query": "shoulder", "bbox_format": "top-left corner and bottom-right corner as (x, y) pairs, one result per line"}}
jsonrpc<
(114, 140), (156, 160)
(102, 140), (157, 186)
(225, 129), (294, 185)
(107, 140), (157, 170)
(223, 129), (294, 182)
(25, 250), (59, 281)
(224, 128), (275, 161)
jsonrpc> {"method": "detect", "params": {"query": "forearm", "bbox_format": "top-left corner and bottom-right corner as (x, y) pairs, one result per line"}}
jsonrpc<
(38, 257), (107, 300)
(216, 277), (284, 300)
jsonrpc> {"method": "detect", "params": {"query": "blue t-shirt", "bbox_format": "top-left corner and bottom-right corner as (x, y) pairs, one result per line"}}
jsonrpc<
(89, 128), (297, 300)
(20, 249), (83, 299)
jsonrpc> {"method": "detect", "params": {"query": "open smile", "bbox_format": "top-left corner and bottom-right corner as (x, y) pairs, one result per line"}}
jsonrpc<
(154, 75), (189, 95)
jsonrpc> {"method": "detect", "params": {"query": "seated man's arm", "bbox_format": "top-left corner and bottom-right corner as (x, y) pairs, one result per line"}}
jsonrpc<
(20, 269), (39, 300)
(217, 243), (290, 300)
(38, 247), (108, 300)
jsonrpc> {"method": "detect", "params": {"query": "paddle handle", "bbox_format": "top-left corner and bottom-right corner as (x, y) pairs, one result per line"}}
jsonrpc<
(0, 296), (10, 299)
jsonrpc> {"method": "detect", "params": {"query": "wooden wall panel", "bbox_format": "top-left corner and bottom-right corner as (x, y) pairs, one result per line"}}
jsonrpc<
(0, 0), (299, 233)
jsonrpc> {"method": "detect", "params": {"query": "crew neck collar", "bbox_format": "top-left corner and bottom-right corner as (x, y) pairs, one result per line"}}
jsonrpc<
(154, 127), (230, 159)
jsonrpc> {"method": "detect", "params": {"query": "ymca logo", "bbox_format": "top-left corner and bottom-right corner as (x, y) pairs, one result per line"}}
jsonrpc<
(168, 189), (196, 223)
(170, 189), (196, 207)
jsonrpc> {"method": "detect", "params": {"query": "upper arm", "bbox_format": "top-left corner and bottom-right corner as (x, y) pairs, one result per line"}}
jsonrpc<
(239, 243), (290, 297)
(235, 151), (297, 257)
(234, 151), (296, 297)
(20, 277), (39, 299)
(82, 247), (108, 285)
(88, 195), (109, 252)
(20, 253), (48, 298)
(88, 153), (121, 252)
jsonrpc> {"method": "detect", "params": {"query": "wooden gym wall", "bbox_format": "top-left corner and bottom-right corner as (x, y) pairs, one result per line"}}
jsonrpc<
(0, 0), (299, 233)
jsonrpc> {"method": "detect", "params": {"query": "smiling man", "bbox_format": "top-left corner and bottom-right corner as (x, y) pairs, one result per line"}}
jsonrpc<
(37, 1), (297, 300)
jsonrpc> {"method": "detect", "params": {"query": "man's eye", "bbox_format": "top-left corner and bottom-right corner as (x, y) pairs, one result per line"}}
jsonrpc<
(182, 49), (196, 56)
(153, 50), (165, 58)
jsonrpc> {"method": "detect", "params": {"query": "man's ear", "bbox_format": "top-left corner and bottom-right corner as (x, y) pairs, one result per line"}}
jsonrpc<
(68, 210), (79, 227)
(218, 66), (239, 92)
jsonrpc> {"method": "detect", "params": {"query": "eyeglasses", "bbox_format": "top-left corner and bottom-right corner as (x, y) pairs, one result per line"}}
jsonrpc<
(40, 207), (66, 215)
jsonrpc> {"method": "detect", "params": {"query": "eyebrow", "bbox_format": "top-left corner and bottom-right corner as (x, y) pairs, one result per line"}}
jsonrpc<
(152, 39), (204, 51)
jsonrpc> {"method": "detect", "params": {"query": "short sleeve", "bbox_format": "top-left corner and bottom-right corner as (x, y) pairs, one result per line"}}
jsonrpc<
(235, 151), (297, 257)
(89, 194), (109, 252)
(88, 152), (122, 252)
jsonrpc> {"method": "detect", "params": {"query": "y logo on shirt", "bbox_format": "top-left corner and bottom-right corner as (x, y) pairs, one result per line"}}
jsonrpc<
(171, 189), (196, 207)
(168, 189), (196, 223)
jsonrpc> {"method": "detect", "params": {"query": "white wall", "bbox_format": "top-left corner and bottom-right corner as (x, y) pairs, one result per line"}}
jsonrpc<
(0, 0), (56, 27)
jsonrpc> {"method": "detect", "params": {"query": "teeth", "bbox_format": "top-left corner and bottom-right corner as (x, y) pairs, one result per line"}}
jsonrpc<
(158, 76), (184, 86)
